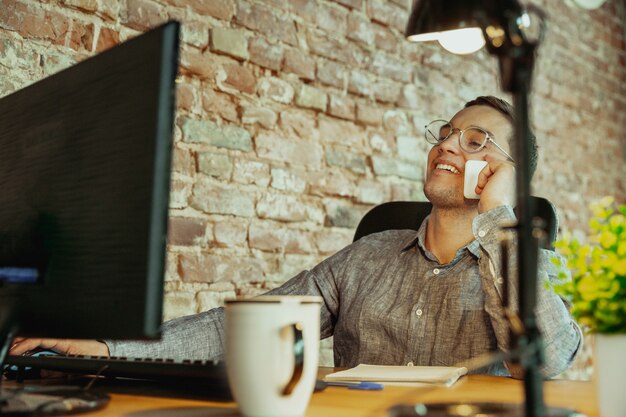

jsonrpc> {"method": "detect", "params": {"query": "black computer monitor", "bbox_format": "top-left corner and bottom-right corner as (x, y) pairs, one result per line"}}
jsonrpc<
(0, 22), (179, 350)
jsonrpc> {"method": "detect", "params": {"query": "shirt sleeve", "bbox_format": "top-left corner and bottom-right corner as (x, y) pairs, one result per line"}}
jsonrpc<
(472, 205), (583, 379)
(106, 259), (342, 359)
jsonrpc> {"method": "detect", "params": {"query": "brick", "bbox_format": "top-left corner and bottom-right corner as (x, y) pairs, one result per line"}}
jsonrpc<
(170, 178), (192, 209)
(283, 48), (316, 81)
(178, 253), (219, 283)
(307, 29), (352, 65)
(214, 219), (248, 247)
(383, 110), (411, 136)
(172, 147), (195, 176)
(165, 0), (235, 21)
(314, 229), (353, 255)
(233, 159), (271, 186)
(210, 28), (248, 60)
(373, 23), (397, 53)
(372, 78), (402, 103)
(296, 84), (327, 111)
(257, 193), (310, 222)
(181, 118), (252, 152)
(369, 131), (394, 154)
(258, 77), (295, 104)
(324, 200), (365, 228)
(176, 82), (195, 112)
(249, 221), (315, 254)
(197, 152), (233, 180)
(123, 0), (167, 31)
(288, 0), (317, 25)
(235, 0), (298, 46)
(370, 52), (413, 83)
(168, 217), (207, 246)
(164, 252), (179, 282)
(366, 0), (407, 32)
(333, 0), (363, 9)
(371, 155), (422, 180)
(325, 147), (367, 173)
(270, 168), (307, 193)
(196, 288), (237, 312)
(328, 94), (356, 120)
(347, 12), (375, 46)
(42, 52), (76, 76)
(69, 20), (94, 51)
(180, 21), (209, 48)
(317, 59), (348, 89)
(201, 89), (239, 123)
(318, 116), (366, 148)
(62, 0), (97, 12)
(179, 49), (218, 80)
(355, 179), (386, 204)
(317, 3), (348, 37)
(348, 69), (373, 97)
(191, 178), (256, 217)
(356, 102), (384, 126)
(95, 27), (120, 52)
(217, 62), (256, 94)
(396, 135), (424, 162)
(398, 83), (420, 109)
(280, 109), (317, 138)
(241, 105), (278, 129)
(310, 170), (355, 198)
(255, 132), (323, 169)
(17, 7), (70, 46)
(162, 292), (196, 321)
(249, 37), (283, 71)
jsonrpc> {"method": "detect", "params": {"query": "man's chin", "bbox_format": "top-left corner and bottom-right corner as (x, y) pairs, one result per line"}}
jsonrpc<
(424, 186), (473, 208)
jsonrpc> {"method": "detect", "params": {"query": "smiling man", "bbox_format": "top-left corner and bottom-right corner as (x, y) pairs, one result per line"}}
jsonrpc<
(11, 96), (582, 378)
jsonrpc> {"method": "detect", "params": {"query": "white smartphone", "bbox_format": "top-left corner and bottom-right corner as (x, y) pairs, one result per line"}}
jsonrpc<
(463, 160), (488, 199)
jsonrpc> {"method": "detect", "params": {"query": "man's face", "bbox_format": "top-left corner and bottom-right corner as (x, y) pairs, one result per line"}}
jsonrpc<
(423, 105), (513, 208)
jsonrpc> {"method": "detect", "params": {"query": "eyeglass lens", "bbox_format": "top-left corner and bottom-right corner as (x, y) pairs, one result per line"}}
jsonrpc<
(425, 121), (488, 153)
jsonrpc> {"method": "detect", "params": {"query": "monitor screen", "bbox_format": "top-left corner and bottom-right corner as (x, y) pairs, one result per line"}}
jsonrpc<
(0, 22), (179, 341)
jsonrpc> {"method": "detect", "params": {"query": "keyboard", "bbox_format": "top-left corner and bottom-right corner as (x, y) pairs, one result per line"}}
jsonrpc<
(3, 354), (229, 386)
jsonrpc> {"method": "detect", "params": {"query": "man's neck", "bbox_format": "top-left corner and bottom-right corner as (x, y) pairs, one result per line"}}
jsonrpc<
(424, 206), (477, 265)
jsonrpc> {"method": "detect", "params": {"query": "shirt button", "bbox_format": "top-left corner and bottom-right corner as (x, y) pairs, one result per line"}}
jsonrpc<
(433, 268), (440, 275)
(478, 230), (487, 238)
(407, 362), (414, 366)
(496, 277), (504, 285)
(415, 309), (423, 317)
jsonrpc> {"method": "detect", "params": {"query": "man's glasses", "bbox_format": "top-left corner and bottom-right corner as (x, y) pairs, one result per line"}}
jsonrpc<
(425, 119), (515, 162)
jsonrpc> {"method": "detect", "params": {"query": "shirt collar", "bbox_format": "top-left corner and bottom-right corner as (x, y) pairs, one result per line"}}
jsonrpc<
(400, 214), (481, 260)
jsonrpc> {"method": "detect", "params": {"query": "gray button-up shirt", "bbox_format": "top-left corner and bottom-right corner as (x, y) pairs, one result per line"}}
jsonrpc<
(107, 205), (582, 378)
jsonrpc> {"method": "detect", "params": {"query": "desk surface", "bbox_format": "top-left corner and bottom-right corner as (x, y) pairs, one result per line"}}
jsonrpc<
(6, 370), (597, 417)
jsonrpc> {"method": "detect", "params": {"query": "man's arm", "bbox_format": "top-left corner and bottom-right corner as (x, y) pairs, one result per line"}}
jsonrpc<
(474, 205), (583, 378)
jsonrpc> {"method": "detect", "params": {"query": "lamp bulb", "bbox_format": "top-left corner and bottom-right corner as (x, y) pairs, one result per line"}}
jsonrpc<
(437, 28), (486, 55)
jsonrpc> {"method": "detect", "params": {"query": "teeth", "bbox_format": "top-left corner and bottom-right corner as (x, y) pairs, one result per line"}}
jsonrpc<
(436, 164), (460, 174)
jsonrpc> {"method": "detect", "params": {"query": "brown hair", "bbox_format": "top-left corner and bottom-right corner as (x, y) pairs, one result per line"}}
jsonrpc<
(464, 96), (538, 177)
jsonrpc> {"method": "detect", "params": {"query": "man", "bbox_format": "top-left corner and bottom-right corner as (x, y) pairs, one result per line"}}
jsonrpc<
(10, 96), (582, 378)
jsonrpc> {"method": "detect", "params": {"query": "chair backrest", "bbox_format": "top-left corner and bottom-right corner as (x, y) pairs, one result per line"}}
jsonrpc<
(353, 197), (558, 249)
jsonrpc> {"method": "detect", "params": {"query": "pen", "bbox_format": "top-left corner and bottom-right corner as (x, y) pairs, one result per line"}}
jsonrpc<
(324, 381), (384, 390)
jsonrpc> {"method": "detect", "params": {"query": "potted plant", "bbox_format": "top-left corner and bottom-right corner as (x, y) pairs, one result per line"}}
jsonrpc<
(551, 196), (626, 417)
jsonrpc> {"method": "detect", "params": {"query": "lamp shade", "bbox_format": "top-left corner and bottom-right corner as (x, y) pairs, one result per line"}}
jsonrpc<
(405, 0), (524, 55)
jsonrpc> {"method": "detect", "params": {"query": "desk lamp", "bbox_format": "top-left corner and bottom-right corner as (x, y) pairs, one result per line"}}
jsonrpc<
(405, 1), (581, 416)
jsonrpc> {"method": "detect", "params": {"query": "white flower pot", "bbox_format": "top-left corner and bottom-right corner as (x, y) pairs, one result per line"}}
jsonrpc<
(594, 334), (626, 417)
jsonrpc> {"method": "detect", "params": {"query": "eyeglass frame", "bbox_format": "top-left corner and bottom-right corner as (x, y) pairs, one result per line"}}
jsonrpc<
(424, 119), (515, 162)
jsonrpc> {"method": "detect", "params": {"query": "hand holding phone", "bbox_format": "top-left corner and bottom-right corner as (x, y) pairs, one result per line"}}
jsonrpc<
(463, 160), (488, 199)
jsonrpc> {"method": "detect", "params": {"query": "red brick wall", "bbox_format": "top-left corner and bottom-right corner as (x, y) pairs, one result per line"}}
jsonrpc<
(1, 0), (624, 371)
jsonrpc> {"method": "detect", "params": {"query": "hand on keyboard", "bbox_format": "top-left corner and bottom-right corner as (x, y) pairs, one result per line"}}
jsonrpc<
(10, 337), (110, 357)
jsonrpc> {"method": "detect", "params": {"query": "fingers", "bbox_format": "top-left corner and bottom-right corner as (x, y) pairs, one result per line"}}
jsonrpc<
(9, 338), (62, 355)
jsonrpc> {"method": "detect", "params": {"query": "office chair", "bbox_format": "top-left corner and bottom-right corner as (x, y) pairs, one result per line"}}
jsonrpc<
(353, 196), (558, 250)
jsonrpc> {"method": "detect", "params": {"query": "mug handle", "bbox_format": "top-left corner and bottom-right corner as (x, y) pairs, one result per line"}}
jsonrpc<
(281, 322), (304, 396)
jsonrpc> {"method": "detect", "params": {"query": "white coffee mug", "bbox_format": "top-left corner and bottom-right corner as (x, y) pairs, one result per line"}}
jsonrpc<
(225, 295), (322, 417)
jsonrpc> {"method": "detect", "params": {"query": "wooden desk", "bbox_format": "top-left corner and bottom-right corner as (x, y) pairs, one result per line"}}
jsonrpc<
(4, 370), (597, 416)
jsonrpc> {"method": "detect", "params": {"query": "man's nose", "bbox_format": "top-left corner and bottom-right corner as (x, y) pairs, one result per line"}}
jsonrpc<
(438, 130), (462, 154)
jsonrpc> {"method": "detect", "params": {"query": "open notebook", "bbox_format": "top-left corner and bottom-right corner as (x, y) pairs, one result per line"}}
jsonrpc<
(324, 364), (468, 387)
